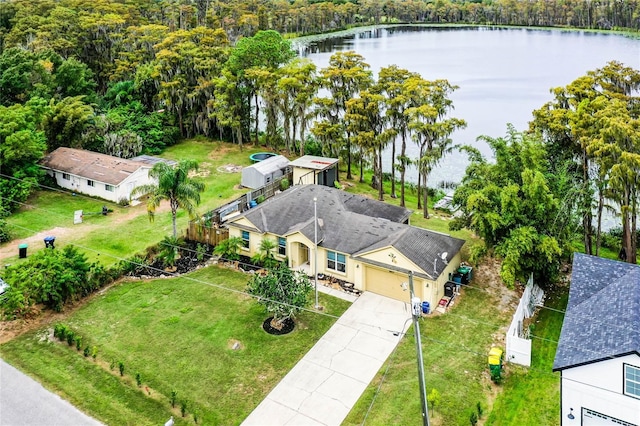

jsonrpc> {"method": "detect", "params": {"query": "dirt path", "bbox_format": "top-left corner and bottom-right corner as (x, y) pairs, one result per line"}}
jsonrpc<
(0, 201), (171, 263)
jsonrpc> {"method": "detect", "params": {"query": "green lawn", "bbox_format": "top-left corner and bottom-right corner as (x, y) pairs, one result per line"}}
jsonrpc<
(344, 273), (513, 425)
(1, 265), (351, 425)
(486, 287), (567, 425)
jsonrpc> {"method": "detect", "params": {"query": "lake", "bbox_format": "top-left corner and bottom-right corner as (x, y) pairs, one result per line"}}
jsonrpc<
(295, 26), (640, 186)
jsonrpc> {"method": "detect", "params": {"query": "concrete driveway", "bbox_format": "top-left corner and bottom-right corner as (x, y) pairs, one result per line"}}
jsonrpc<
(242, 292), (410, 425)
(0, 359), (102, 426)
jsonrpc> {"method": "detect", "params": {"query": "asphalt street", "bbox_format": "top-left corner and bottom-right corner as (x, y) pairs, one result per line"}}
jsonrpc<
(0, 359), (102, 426)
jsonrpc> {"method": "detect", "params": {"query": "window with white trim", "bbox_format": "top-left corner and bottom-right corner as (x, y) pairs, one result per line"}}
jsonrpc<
(241, 231), (250, 249)
(105, 184), (114, 192)
(624, 363), (640, 398)
(87, 180), (94, 187)
(327, 251), (346, 273)
(278, 237), (286, 256)
(62, 173), (70, 180)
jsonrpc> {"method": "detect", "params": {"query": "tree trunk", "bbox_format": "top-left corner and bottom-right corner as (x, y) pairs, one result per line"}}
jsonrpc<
(378, 148), (384, 201)
(346, 136), (353, 180)
(400, 132), (407, 207)
(359, 146), (364, 183)
(423, 172), (430, 219)
(596, 188), (604, 256)
(390, 137), (397, 198)
(582, 149), (593, 255)
(254, 93), (260, 145)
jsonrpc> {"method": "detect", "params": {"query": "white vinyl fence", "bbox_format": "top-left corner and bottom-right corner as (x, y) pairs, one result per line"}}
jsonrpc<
(506, 274), (544, 367)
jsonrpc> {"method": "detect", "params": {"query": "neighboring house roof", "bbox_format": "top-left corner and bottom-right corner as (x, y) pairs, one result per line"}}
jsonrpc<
(553, 253), (640, 371)
(41, 148), (148, 186)
(289, 155), (338, 171)
(229, 185), (464, 279)
(129, 155), (177, 167)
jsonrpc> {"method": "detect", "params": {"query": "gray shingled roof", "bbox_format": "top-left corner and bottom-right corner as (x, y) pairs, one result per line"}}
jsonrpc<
(553, 253), (640, 371)
(232, 185), (464, 277)
(41, 147), (148, 185)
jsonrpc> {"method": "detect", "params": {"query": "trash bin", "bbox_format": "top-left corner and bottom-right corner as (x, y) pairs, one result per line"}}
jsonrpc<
(421, 301), (430, 314)
(18, 243), (28, 259)
(44, 236), (55, 249)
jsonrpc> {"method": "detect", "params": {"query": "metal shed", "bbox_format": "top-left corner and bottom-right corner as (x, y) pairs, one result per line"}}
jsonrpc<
(241, 155), (290, 189)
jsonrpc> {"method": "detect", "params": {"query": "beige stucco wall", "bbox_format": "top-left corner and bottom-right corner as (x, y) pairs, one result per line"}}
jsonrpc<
(292, 167), (317, 185)
(418, 251), (463, 309)
(359, 247), (422, 272)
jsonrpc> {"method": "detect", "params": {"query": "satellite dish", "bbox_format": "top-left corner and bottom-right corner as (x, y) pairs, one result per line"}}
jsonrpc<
(440, 252), (448, 260)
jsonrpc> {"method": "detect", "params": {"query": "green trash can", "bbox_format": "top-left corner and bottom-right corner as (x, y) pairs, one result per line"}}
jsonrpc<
(18, 243), (28, 259)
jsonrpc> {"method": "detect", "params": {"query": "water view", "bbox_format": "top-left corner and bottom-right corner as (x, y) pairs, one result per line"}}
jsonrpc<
(297, 26), (640, 185)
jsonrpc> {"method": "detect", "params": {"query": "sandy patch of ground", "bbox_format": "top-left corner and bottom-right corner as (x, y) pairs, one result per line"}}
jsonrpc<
(217, 164), (243, 173)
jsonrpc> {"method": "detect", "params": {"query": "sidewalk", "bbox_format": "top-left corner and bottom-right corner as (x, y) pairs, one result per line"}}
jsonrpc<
(242, 292), (409, 425)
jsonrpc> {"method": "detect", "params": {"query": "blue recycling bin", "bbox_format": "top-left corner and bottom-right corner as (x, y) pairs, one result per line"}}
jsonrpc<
(421, 301), (430, 314)
(44, 236), (55, 249)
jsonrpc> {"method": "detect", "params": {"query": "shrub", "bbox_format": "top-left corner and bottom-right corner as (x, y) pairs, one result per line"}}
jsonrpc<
(193, 410), (199, 424)
(135, 372), (142, 387)
(91, 346), (98, 360)
(83, 346), (90, 357)
(256, 195), (265, 204)
(157, 236), (182, 268)
(118, 361), (125, 376)
(66, 331), (75, 346)
(477, 401), (483, 418)
(117, 197), (130, 207)
(470, 412), (478, 426)
(170, 389), (177, 408)
(180, 400), (188, 417)
(279, 178), (290, 191)
(54, 323), (68, 341)
(75, 336), (82, 351)
(196, 243), (207, 262)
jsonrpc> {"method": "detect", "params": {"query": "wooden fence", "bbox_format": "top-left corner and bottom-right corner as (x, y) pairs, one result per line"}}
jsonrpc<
(184, 172), (292, 246)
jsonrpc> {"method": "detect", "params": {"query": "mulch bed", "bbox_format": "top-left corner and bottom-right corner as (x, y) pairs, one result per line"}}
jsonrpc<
(262, 317), (295, 335)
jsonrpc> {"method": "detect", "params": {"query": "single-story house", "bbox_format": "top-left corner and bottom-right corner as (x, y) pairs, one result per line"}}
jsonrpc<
(289, 155), (339, 187)
(40, 148), (162, 203)
(553, 253), (640, 426)
(241, 155), (290, 189)
(225, 184), (465, 306)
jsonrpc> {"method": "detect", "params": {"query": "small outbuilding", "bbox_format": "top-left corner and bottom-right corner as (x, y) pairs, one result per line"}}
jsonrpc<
(241, 155), (290, 189)
(289, 155), (339, 187)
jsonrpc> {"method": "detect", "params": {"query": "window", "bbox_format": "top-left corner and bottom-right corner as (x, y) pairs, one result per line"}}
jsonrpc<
(278, 237), (286, 256)
(241, 231), (250, 249)
(62, 173), (70, 180)
(327, 251), (346, 273)
(624, 364), (640, 399)
(87, 180), (94, 187)
(105, 184), (114, 192)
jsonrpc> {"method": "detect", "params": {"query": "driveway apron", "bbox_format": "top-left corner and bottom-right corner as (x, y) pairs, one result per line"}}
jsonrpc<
(242, 292), (410, 425)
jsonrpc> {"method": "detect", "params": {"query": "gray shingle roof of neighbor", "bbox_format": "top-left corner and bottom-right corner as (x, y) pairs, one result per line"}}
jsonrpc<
(41, 147), (148, 186)
(553, 253), (640, 371)
(233, 185), (464, 278)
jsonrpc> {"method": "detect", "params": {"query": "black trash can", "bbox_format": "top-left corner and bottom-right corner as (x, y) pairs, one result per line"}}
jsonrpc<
(18, 243), (28, 259)
(44, 236), (55, 249)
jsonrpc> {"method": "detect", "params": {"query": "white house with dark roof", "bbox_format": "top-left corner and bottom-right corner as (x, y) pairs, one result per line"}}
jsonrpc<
(225, 184), (465, 305)
(289, 155), (339, 187)
(41, 147), (159, 203)
(553, 253), (640, 426)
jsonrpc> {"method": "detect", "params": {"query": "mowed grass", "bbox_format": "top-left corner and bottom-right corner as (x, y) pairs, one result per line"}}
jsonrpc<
(486, 287), (567, 425)
(1, 265), (351, 425)
(344, 278), (512, 425)
(3, 140), (269, 266)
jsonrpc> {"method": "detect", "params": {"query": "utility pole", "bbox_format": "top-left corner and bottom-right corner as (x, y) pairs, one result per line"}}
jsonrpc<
(314, 197), (319, 309)
(409, 271), (430, 426)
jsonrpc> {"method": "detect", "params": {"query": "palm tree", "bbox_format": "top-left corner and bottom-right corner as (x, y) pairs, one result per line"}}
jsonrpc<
(132, 160), (205, 238)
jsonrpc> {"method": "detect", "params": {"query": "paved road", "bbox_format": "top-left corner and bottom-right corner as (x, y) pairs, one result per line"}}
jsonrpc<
(0, 359), (102, 426)
(242, 292), (409, 425)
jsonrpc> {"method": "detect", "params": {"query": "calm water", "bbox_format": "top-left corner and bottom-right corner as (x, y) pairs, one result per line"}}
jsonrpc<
(296, 26), (640, 186)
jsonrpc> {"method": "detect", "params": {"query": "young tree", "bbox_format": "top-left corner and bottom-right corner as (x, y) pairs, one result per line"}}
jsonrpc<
(132, 160), (205, 239)
(247, 266), (312, 328)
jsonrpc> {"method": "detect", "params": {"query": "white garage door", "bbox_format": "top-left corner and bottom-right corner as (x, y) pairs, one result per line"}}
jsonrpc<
(582, 408), (637, 426)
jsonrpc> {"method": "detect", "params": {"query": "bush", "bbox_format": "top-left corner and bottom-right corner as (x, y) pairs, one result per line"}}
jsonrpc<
(83, 346), (90, 357)
(118, 361), (125, 376)
(180, 400), (188, 417)
(470, 412), (478, 426)
(91, 346), (98, 360)
(117, 197), (130, 207)
(66, 331), (75, 346)
(170, 390), (178, 408)
(279, 178), (290, 191)
(135, 372), (142, 387)
(75, 336), (82, 351)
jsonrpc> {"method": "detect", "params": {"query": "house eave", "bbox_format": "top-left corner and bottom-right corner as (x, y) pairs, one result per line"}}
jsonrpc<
(553, 350), (640, 372)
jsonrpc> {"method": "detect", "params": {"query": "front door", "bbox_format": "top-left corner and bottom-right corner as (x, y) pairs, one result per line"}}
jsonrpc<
(299, 244), (309, 264)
